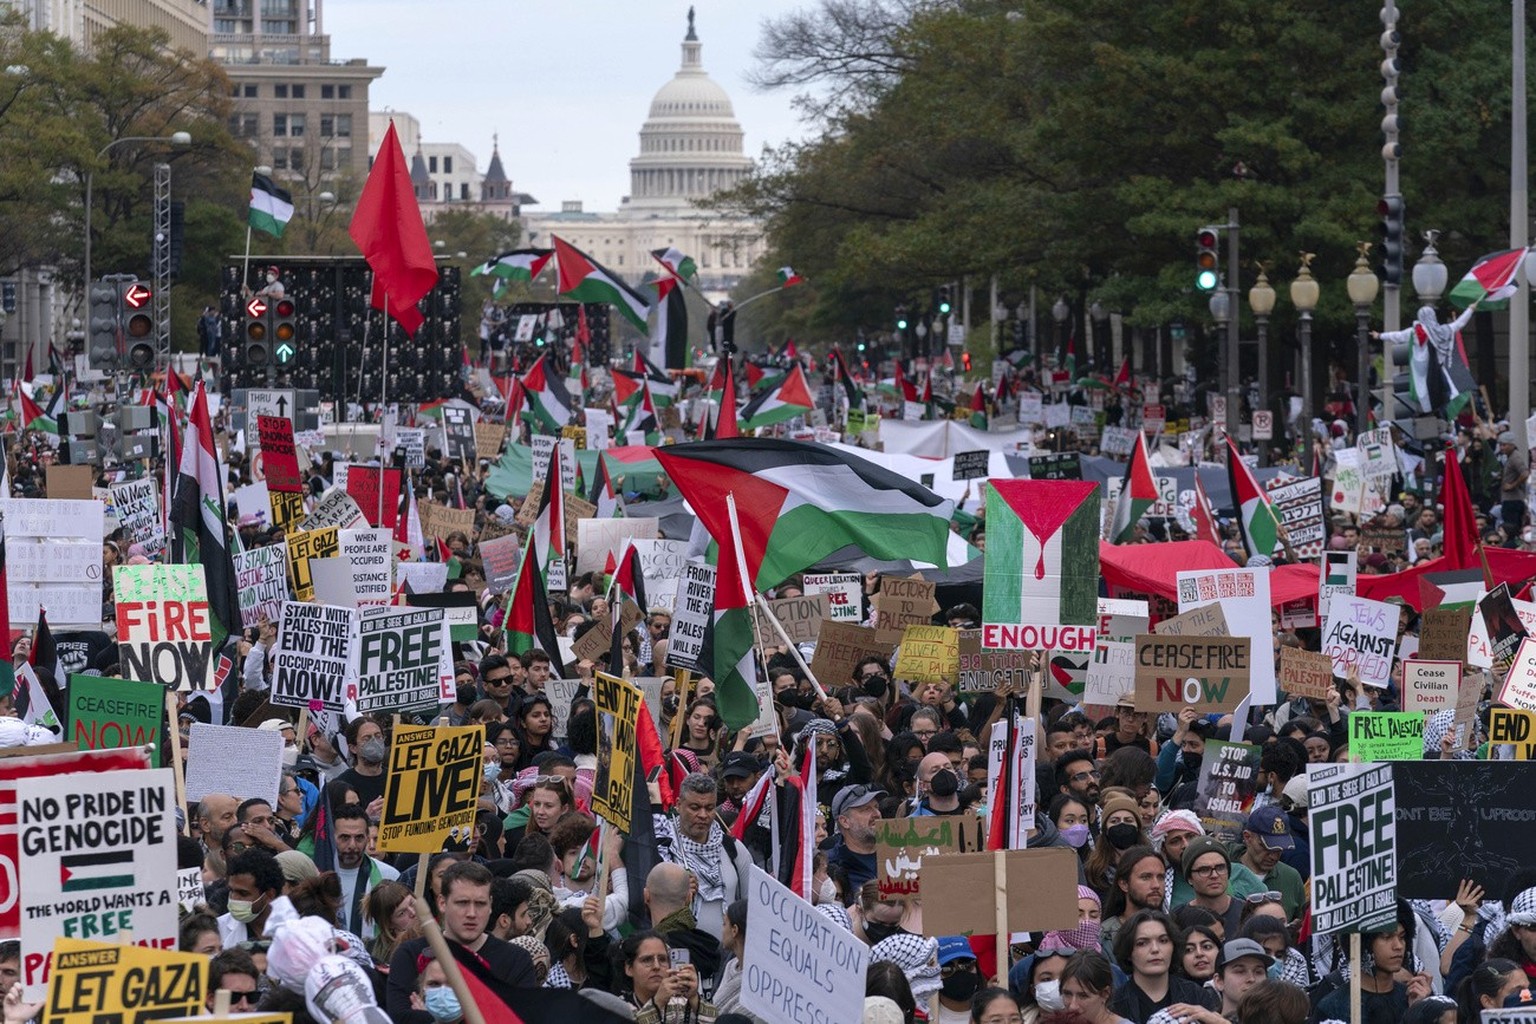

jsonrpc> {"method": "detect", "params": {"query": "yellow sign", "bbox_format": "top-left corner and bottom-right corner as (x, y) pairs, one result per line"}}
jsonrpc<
(378, 725), (484, 853)
(893, 625), (960, 684)
(1490, 708), (1536, 759)
(43, 938), (206, 1024)
(592, 671), (642, 832)
(267, 489), (305, 531)
(285, 526), (339, 602)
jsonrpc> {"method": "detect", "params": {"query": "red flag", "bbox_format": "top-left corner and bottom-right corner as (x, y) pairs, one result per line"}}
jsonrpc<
(1115, 357), (1131, 389)
(1440, 450), (1480, 571)
(715, 359), (740, 439)
(348, 120), (439, 337)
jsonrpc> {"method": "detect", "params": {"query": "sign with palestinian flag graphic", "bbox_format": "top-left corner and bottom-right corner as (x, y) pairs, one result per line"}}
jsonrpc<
(16, 767), (178, 1000)
(982, 480), (1101, 651)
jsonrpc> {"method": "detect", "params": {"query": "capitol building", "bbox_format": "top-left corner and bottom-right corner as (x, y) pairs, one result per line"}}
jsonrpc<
(519, 10), (765, 301)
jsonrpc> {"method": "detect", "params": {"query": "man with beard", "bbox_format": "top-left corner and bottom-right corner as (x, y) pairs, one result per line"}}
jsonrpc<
(1100, 846), (1167, 957)
(827, 784), (883, 889)
(653, 772), (751, 941)
(337, 715), (388, 811)
(1055, 749), (1101, 809)
(334, 803), (398, 937)
(1156, 710), (1215, 810)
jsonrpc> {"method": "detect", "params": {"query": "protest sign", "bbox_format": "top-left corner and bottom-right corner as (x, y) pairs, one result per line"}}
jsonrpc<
(40, 938), (206, 1024)
(742, 866), (868, 1024)
(475, 422), (507, 462)
(1278, 646), (1335, 701)
(66, 675), (161, 752)
(233, 543), (288, 630)
(873, 578), (940, 645)
(1084, 640), (1135, 706)
(109, 478), (164, 557)
(803, 572), (863, 622)
(299, 488), (366, 532)
(957, 630), (1031, 695)
(983, 480), (1101, 652)
(575, 517), (659, 574)
(1027, 452), (1082, 480)
(1265, 475), (1326, 559)
(396, 427), (426, 468)
(1133, 635), (1250, 712)
(1319, 595), (1400, 688)
(953, 449), (989, 481)
(1394, 760), (1536, 898)
(1348, 711), (1425, 761)
(184, 723), (282, 807)
(1097, 597), (1150, 643)
(1490, 708), (1536, 759)
(1356, 426), (1397, 478)
(1499, 637), (1536, 712)
(18, 769), (178, 998)
(1482, 585), (1529, 671)
(1153, 603), (1229, 638)
(1193, 740), (1260, 842)
(266, 488), (304, 530)
(664, 563), (714, 672)
(175, 867), (204, 913)
(256, 415), (301, 493)
(285, 525), (339, 602)
(1100, 425), (1138, 456)
(1402, 659), (1461, 714)
(353, 607), (451, 714)
(45, 466), (93, 500)
(1420, 606), (1472, 663)
(479, 533), (523, 594)
(338, 527), (392, 605)
(112, 565), (212, 690)
(630, 538), (689, 581)
(1175, 567), (1276, 704)
(1307, 761), (1396, 934)
(377, 724), (483, 853)
(440, 404), (476, 461)
(419, 501), (475, 543)
(810, 621), (895, 687)
(0, 498), (105, 629)
(921, 848), (1080, 935)
(1358, 527), (1407, 562)
(893, 625), (959, 684)
(232, 481), (269, 524)
(345, 466), (402, 529)
(875, 816), (985, 899)
(269, 602), (355, 712)
(986, 716), (1037, 849)
(404, 590), (478, 643)
(1317, 551), (1356, 623)
(754, 593), (829, 647)
(591, 672), (642, 832)
(546, 678), (584, 743)
(395, 561), (449, 596)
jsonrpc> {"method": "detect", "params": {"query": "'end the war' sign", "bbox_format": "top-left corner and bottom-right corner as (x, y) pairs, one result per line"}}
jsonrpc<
(112, 565), (212, 691)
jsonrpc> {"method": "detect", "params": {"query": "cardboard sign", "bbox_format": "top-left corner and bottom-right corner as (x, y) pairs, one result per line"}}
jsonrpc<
(1175, 567), (1276, 704)
(630, 538), (690, 582)
(957, 629), (1031, 695)
(377, 724), (483, 853)
(742, 867), (869, 1024)
(1402, 659), (1461, 714)
(1278, 646), (1335, 701)
(1318, 550), (1357, 623)
(109, 478), (165, 557)
(1348, 711), (1425, 761)
(875, 816), (985, 899)
(1499, 636), (1536, 711)
(1153, 603), (1229, 638)
(920, 848), (1080, 936)
(256, 415), (301, 493)
(18, 768), (178, 998)
(1320, 595), (1400, 689)
(1083, 641), (1135, 706)
(269, 602), (356, 712)
(45, 466), (94, 500)
(353, 607), (451, 714)
(953, 449), (989, 481)
(285, 525), (339, 602)
(175, 867), (204, 913)
(1482, 585), (1530, 672)
(184, 723), (282, 808)
(40, 939), (206, 1024)
(754, 593), (829, 647)
(803, 572), (863, 623)
(475, 422), (507, 462)
(873, 579), (938, 645)
(575, 517), (659, 574)
(810, 621), (895, 688)
(983, 480), (1100, 650)
(664, 562), (713, 671)
(1419, 606), (1472, 663)
(1097, 597), (1150, 643)
(419, 501), (475, 543)
(479, 533), (523, 595)
(66, 675), (161, 752)
(893, 625), (959, 684)
(1490, 708), (1536, 759)
(440, 405), (476, 461)
(299, 488), (367, 532)
(1133, 635), (1251, 712)
(112, 565), (212, 691)
(345, 466), (402, 529)
(1307, 761), (1397, 934)
(545, 678), (584, 744)
(233, 543), (288, 630)
(591, 672), (642, 832)
(1193, 740), (1261, 843)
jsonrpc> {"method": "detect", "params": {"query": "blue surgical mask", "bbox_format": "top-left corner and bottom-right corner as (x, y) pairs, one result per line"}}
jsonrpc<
(1267, 961), (1283, 981)
(1060, 824), (1090, 849)
(484, 761), (501, 785)
(424, 987), (462, 1022)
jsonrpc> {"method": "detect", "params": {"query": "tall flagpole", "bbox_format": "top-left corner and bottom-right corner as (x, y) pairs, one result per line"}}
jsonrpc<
(379, 288), (389, 530)
(1512, 0), (1530, 447)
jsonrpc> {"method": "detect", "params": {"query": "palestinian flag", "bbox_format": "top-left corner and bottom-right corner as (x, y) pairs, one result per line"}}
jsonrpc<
(504, 534), (567, 675)
(1108, 431), (1158, 543)
(1417, 569), (1483, 612)
(611, 540), (649, 614)
(713, 359), (740, 440)
(1449, 246), (1532, 309)
(13, 661), (58, 733)
(531, 441), (567, 593)
(621, 379), (658, 438)
(738, 364), (815, 430)
(598, 446), (666, 497)
(19, 390), (55, 434)
(709, 495), (763, 728)
(653, 438), (954, 592)
(632, 352), (679, 406)
(1408, 316), (1477, 418)
(1226, 435), (1279, 559)
(171, 382), (240, 650)
(471, 248), (553, 283)
(1190, 471), (1221, 546)
(651, 247), (698, 282)
(743, 361), (785, 393)
(777, 266), (804, 287)
(248, 172), (294, 238)
(645, 278), (689, 371)
(553, 236), (649, 332)
(59, 851), (133, 892)
(1114, 358), (1131, 390)
(970, 382), (988, 429)
(827, 348), (864, 411)
(521, 353), (572, 433)
(610, 369), (646, 407)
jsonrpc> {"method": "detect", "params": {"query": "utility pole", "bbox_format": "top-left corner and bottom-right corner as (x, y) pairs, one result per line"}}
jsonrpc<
(1225, 208), (1241, 441)
(1512, 0), (1530, 446)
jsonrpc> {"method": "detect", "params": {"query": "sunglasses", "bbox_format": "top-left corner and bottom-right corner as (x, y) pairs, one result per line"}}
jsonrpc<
(1245, 890), (1284, 904)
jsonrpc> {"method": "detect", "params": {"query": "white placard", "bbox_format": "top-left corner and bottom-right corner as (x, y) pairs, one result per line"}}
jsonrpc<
(340, 526), (393, 605)
(1318, 551), (1357, 622)
(575, 517), (659, 574)
(1499, 637), (1536, 711)
(0, 498), (105, 629)
(1175, 567), (1277, 703)
(803, 572), (863, 623)
(1402, 659), (1461, 714)
(630, 538), (689, 581)
(270, 601), (357, 711)
(1085, 640), (1136, 706)
(1097, 597), (1149, 643)
(300, 488), (367, 532)
(985, 715), (1037, 849)
(233, 480), (271, 522)
(742, 866), (869, 1024)
(185, 722), (283, 806)
(666, 562), (715, 671)
(1319, 595), (1400, 689)
(234, 542), (289, 629)
(396, 561), (449, 595)
(109, 478), (165, 557)
(351, 606), (452, 714)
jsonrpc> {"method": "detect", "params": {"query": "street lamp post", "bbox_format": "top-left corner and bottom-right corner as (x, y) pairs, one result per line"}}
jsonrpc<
(1090, 300), (1109, 376)
(1052, 295), (1069, 380)
(1248, 265), (1276, 464)
(1290, 253), (1320, 428)
(1209, 289), (1231, 439)
(83, 132), (191, 288)
(1347, 243), (1381, 435)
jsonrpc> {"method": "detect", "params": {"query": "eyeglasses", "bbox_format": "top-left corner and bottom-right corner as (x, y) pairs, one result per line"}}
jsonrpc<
(634, 954), (670, 967)
(939, 959), (977, 978)
(912, 729), (937, 739)
(483, 675), (512, 686)
(1069, 770), (1101, 783)
(1245, 890), (1284, 904)
(1035, 938), (1081, 957)
(1190, 864), (1229, 878)
(226, 991), (257, 1005)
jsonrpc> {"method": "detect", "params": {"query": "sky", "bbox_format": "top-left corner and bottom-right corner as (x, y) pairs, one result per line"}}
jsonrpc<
(323, 0), (815, 212)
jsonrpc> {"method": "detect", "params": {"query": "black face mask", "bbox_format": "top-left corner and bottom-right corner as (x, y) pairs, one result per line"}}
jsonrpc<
(928, 768), (959, 798)
(862, 675), (889, 700)
(863, 921), (906, 945)
(455, 684), (478, 707)
(1182, 753), (1203, 774)
(941, 969), (979, 1002)
(1105, 822), (1141, 850)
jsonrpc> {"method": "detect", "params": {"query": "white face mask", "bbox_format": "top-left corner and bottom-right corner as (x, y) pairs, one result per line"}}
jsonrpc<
(816, 877), (837, 905)
(1035, 979), (1065, 1012)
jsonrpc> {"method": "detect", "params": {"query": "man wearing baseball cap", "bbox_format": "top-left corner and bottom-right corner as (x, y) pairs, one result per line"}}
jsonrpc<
(1235, 806), (1304, 920)
(933, 936), (981, 1020)
(827, 784), (885, 889)
(1212, 939), (1274, 1019)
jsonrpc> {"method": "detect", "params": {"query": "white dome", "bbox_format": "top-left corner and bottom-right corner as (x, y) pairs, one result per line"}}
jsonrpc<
(647, 70), (735, 120)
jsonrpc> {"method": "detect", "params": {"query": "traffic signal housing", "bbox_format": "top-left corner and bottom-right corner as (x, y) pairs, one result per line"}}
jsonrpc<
(120, 282), (154, 370)
(243, 295), (271, 368)
(272, 297), (297, 367)
(1195, 227), (1220, 292)
(1379, 194), (1405, 286)
(88, 279), (120, 373)
(937, 287), (952, 316)
(895, 304), (909, 331)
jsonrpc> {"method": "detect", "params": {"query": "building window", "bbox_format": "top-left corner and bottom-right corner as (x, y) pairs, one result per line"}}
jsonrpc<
(244, 84), (257, 98)
(338, 85), (351, 99)
(273, 113), (288, 136)
(291, 84), (305, 99)
(320, 115), (334, 137)
(320, 148), (335, 170)
(290, 146), (305, 169)
(235, 113), (257, 137)
(460, 182), (469, 200)
(321, 84), (334, 99)
(335, 114), (351, 137)
(443, 156), (452, 174)
(289, 114), (305, 137)
(274, 84), (288, 98)
(273, 149), (288, 170)
(428, 156), (437, 173)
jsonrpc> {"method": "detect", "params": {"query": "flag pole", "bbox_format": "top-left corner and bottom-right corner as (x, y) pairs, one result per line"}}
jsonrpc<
(240, 224), (253, 299)
(378, 283), (389, 529)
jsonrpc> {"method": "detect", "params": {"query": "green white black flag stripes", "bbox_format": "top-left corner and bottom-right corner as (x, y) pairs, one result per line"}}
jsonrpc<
(248, 172), (294, 238)
(982, 479), (1100, 649)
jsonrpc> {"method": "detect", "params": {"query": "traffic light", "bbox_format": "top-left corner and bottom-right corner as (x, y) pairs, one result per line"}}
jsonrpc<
(937, 287), (952, 316)
(1379, 194), (1405, 286)
(895, 304), (909, 331)
(961, 351), (972, 372)
(1195, 227), (1220, 292)
(272, 297), (297, 367)
(88, 279), (120, 373)
(120, 282), (154, 371)
(243, 295), (270, 367)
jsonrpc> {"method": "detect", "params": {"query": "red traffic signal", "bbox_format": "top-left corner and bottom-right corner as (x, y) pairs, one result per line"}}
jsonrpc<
(245, 296), (268, 318)
(123, 283), (152, 309)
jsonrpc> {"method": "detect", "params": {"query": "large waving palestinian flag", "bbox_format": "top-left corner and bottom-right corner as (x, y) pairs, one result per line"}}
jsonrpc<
(653, 438), (954, 592)
(553, 236), (649, 332)
(520, 353), (572, 433)
(1226, 436), (1279, 559)
(471, 248), (553, 284)
(738, 364), (814, 430)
